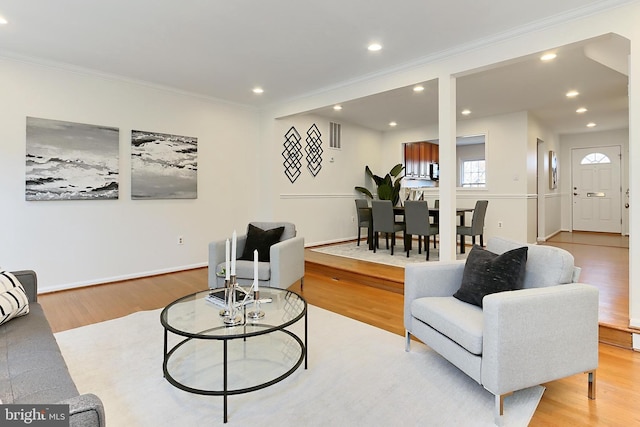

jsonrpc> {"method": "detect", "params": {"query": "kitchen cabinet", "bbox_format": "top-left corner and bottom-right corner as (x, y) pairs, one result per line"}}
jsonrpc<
(403, 141), (439, 179)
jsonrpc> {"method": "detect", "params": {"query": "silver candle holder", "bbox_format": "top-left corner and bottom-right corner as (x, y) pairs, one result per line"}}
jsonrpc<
(247, 289), (265, 320)
(221, 275), (243, 326)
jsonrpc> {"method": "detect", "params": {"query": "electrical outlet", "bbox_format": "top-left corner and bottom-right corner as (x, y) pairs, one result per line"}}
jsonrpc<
(497, 221), (503, 229)
(177, 236), (184, 245)
(351, 216), (355, 222)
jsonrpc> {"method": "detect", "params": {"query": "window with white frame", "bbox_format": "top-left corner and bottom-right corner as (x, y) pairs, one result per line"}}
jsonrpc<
(461, 159), (486, 187)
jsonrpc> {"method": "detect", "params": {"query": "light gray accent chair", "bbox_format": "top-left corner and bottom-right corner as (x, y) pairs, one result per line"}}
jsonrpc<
(404, 200), (439, 260)
(208, 222), (305, 290)
(355, 199), (371, 246)
(457, 199), (488, 253)
(371, 200), (405, 255)
(404, 237), (598, 424)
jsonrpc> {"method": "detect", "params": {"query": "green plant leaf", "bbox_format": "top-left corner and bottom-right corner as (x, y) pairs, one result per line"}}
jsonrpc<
(378, 183), (393, 200)
(390, 163), (404, 178)
(354, 186), (373, 199)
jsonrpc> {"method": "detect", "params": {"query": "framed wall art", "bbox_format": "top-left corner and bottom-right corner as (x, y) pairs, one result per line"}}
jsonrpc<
(131, 130), (198, 199)
(549, 150), (558, 190)
(25, 117), (119, 201)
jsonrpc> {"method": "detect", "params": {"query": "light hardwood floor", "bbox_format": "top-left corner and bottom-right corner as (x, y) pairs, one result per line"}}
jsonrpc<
(38, 232), (640, 426)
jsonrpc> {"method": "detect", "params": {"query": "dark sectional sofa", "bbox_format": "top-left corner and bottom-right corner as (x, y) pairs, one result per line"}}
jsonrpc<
(0, 270), (105, 427)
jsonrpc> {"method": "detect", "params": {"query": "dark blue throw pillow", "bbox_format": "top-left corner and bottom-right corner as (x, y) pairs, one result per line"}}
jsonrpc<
(453, 245), (528, 307)
(240, 224), (285, 262)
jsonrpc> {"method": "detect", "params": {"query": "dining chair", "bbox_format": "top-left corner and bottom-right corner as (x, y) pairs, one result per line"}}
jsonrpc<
(354, 199), (371, 246)
(404, 200), (439, 260)
(457, 200), (489, 253)
(432, 199), (440, 248)
(371, 200), (406, 255)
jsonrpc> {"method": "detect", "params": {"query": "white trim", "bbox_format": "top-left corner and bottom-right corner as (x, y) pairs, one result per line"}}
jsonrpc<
(280, 193), (355, 199)
(273, 0), (635, 108)
(633, 333), (640, 351)
(37, 262), (207, 294)
(0, 52), (257, 111)
(306, 237), (354, 247)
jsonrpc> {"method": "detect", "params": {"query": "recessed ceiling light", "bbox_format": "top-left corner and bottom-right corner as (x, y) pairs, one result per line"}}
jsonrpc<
(461, 109), (471, 116)
(413, 85), (425, 93)
(566, 90), (579, 98)
(587, 122), (597, 128)
(0, 16), (7, 25)
(368, 43), (382, 52)
(333, 105), (342, 111)
(252, 87), (264, 94)
(576, 107), (588, 113)
(540, 53), (557, 61)
(389, 121), (397, 127)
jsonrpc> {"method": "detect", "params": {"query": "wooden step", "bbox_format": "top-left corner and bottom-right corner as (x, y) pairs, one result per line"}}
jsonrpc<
(305, 249), (404, 295)
(599, 323), (634, 349)
(305, 246), (633, 349)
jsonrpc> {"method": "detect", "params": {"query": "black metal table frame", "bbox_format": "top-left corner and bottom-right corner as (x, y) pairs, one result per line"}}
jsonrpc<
(161, 290), (307, 423)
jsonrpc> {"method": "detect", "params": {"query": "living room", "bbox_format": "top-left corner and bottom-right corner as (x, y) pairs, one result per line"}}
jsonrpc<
(1, 1), (640, 425)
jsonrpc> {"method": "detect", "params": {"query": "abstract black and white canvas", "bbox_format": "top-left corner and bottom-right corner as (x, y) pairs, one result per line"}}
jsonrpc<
(131, 130), (197, 199)
(25, 117), (119, 201)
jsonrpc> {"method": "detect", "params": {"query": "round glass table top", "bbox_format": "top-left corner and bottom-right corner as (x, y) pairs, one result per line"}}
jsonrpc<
(161, 286), (306, 340)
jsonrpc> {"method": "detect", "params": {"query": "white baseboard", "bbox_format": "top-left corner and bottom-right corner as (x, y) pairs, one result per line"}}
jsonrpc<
(39, 262), (208, 294)
(306, 237), (356, 247)
(633, 333), (640, 351)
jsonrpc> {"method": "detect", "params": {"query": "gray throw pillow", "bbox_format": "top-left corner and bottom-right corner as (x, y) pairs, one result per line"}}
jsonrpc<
(453, 245), (528, 307)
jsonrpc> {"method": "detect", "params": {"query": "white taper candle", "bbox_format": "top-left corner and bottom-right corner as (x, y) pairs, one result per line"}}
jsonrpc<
(231, 230), (237, 276)
(225, 238), (230, 280)
(253, 249), (259, 291)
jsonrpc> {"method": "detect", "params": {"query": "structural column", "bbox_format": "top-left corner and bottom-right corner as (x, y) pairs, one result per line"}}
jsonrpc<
(629, 36), (640, 349)
(438, 74), (457, 261)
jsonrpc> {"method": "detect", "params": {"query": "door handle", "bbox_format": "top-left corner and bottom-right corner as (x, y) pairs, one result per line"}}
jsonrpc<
(587, 192), (605, 197)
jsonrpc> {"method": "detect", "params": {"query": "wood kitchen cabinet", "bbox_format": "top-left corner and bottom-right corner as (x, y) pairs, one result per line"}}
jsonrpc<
(403, 141), (439, 178)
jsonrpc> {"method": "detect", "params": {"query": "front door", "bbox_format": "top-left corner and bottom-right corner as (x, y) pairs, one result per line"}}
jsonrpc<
(571, 146), (621, 233)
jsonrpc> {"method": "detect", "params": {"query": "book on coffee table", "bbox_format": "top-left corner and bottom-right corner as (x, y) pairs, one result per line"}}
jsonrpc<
(205, 288), (249, 308)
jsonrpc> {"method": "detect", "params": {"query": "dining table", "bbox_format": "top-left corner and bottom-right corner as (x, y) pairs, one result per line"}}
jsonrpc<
(365, 206), (474, 251)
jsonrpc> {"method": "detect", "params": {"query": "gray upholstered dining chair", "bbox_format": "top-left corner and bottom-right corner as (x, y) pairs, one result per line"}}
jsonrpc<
(457, 200), (488, 253)
(404, 200), (439, 260)
(355, 199), (371, 246)
(371, 200), (406, 255)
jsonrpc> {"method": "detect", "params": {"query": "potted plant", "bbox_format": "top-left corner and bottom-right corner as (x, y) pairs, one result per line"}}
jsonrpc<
(354, 164), (404, 206)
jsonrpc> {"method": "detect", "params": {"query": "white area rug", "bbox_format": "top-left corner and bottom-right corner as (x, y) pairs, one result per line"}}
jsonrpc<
(55, 306), (542, 426)
(311, 241), (467, 267)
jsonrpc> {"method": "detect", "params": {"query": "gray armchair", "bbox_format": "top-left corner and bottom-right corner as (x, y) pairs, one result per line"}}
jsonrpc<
(208, 222), (304, 290)
(404, 237), (598, 424)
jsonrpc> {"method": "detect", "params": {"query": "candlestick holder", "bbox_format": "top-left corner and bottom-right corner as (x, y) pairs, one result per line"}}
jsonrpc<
(247, 290), (265, 320)
(221, 275), (243, 326)
(218, 279), (231, 317)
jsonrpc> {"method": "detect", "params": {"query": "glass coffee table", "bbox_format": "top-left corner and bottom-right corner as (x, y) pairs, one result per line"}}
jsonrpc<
(160, 287), (307, 423)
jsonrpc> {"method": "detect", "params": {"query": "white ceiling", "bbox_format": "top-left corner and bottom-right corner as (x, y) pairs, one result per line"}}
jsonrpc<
(0, 1), (631, 135)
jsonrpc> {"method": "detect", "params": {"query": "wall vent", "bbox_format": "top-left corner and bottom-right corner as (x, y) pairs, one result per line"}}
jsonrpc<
(329, 122), (341, 149)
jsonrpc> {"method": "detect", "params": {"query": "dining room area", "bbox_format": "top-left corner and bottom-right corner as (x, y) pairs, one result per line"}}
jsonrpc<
(355, 197), (487, 257)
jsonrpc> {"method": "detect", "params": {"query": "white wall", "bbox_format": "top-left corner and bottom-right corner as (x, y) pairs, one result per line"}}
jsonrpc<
(264, 114), (383, 245)
(559, 128), (630, 234)
(379, 111), (533, 242)
(527, 113), (562, 240)
(0, 58), (260, 292)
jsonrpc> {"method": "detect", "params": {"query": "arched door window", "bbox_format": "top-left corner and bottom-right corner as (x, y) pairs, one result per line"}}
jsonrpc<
(580, 152), (611, 164)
